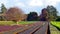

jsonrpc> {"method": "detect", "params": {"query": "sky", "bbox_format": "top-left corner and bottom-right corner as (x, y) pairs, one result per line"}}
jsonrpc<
(0, 0), (60, 16)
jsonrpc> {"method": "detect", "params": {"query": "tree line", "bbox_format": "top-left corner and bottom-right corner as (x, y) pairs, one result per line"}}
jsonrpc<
(0, 4), (59, 22)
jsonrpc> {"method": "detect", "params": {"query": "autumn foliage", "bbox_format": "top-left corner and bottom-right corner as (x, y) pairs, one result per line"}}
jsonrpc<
(4, 7), (25, 22)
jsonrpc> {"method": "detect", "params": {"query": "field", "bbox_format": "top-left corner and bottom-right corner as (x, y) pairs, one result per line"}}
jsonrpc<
(0, 21), (16, 25)
(50, 21), (60, 34)
(1, 21), (60, 34)
(50, 24), (60, 34)
(0, 21), (36, 32)
(0, 21), (36, 25)
(18, 21), (36, 24)
(51, 21), (60, 28)
(0, 21), (60, 28)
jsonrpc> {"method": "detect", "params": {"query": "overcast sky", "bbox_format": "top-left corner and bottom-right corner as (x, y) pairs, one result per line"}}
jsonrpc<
(0, 0), (60, 16)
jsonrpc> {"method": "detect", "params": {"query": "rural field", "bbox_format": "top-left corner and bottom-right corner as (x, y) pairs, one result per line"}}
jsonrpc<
(50, 21), (60, 34)
(0, 21), (60, 28)
(0, 21), (36, 32)
(0, 21), (16, 25)
(0, 21), (36, 25)
(0, 21), (60, 34)
(51, 21), (60, 28)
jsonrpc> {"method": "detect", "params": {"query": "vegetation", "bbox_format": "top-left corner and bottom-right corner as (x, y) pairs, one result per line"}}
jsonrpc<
(4, 7), (24, 22)
(56, 16), (60, 21)
(0, 4), (7, 21)
(18, 21), (36, 25)
(0, 21), (16, 25)
(1, 4), (7, 13)
(56, 18), (60, 21)
(47, 6), (58, 21)
(0, 21), (35, 25)
(51, 21), (60, 28)
(50, 24), (60, 34)
(27, 12), (38, 21)
(39, 8), (49, 21)
(50, 21), (60, 34)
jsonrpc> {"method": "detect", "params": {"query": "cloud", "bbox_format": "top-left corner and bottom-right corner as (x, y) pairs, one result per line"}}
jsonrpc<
(0, 0), (60, 8)
(28, 0), (60, 7)
(14, 2), (26, 7)
(10, 0), (26, 7)
(28, 0), (43, 7)
(0, 0), (60, 15)
(0, 0), (8, 4)
(45, 0), (60, 7)
(0, 0), (26, 8)
(0, 0), (60, 7)
(0, 0), (9, 6)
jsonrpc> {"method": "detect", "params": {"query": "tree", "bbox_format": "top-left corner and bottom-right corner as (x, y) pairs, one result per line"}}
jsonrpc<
(4, 7), (24, 24)
(0, 4), (7, 21)
(27, 12), (38, 21)
(56, 18), (60, 21)
(22, 14), (28, 21)
(1, 4), (7, 13)
(56, 16), (60, 21)
(39, 8), (49, 21)
(47, 6), (58, 21)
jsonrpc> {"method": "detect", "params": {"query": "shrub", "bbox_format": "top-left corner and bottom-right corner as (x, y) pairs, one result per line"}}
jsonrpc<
(56, 18), (60, 21)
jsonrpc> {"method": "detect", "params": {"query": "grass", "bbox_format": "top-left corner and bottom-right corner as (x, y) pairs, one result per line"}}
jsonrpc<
(51, 21), (60, 29)
(0, 21), (36, 25)
(0, 21), (16, 25)
(50, 21), (60, 34)
(51, 31), (60, 34)
(18, 21), (36, 25)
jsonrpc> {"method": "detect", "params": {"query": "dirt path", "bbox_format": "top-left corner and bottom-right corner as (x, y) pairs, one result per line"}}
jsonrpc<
(0, 21), (49, 34)
(17, 21), (48, 34)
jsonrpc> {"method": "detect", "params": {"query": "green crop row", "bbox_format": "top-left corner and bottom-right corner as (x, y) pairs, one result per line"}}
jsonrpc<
(51, 21), (60, 28)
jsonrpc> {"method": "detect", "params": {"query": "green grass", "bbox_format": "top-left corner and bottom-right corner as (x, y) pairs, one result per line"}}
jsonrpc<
(51, 21), (60, 28)
(50, 21), (60, 34)
(0, 21), (16, 25)
(51, 31), (60, 34)
(18, 21), (36, 25)
(0, 21), (36, 25)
